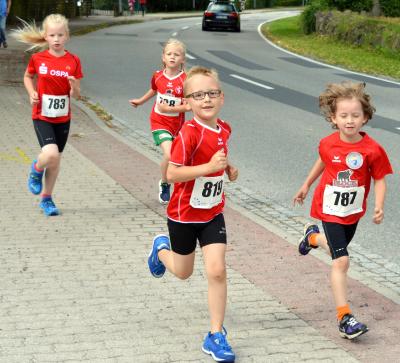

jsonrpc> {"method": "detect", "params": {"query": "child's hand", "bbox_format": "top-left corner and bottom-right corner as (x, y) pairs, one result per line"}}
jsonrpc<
(208, 149), (227, 174)
(373, 207), (384, 224)
(182, 100), (191, 112)
(293, 185), (309, 206)
(30, 91), (39, 105)
(226, 164), (238, 181)
(129, 98), (141, 108)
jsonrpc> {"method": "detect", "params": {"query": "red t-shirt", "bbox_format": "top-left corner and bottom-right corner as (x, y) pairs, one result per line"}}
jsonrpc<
(167, 118), (232, 223)
(26, 50), (83, 123)
(150, 70), (186, 137)
(311, 132), (393, 224)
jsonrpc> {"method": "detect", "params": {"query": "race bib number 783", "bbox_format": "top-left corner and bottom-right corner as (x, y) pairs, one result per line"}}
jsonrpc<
(41, 94), (69, 118)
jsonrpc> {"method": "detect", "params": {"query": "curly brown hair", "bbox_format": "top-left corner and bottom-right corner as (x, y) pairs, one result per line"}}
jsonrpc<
(319, 81), (376, 129)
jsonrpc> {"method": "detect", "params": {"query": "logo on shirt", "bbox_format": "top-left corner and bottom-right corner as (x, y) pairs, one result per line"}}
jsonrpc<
(167, 82), (173, 87)
(346, 152), (363, 170)
(39, 63), (48, 75)
(332, 169), (358, 187)
(217, 137), (224, 146)
(49, 69), (69, 77)
(175, 86), (182, 95)
(332, 156), (341, 163)
(166, 89), (173, 95)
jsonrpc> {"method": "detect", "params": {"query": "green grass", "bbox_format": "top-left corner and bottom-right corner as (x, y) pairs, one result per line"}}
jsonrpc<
(71, 20), (143, 36)
(262, 15), (400, 81)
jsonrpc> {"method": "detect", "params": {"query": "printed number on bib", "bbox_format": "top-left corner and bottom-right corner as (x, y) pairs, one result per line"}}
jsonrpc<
(323, 185), (365, 217)
(155, 93), (181, 117)
(190, 176), (224, 209)
(41, 94), (69, 118)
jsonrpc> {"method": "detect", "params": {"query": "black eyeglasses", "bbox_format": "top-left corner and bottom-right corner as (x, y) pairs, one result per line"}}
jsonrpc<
(185, 90), (222, 100)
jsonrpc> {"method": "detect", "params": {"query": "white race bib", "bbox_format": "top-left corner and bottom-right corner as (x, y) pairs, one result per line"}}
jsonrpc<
(190, 175), (224, 209)
(41, 94), (69, 118)
(155, 92), (181, 117)
(323, 185), (365, 217)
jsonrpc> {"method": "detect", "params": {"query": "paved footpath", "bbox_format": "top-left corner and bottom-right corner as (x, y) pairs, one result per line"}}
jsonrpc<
(0, 14), (399, 363)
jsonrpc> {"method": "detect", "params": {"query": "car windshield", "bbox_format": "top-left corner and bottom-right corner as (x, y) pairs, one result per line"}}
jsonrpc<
(209, 4), (235, 12)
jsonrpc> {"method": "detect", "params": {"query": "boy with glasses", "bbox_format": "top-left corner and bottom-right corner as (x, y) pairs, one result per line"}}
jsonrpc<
(147, 66), (238, 362)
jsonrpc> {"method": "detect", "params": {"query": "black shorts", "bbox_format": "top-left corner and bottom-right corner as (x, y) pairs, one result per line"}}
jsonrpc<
(322, 221), (358, 260)
(33, 119), (70, 153)
(167, 214), (227, 255)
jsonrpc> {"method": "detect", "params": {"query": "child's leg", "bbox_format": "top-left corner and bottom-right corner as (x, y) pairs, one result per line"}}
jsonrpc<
(202, 243), (227, 334)
(37, 144), (61, 196)
(158, 249), (195, 280)
(331, 255), (350, 308)
(159, 140), (172, 183)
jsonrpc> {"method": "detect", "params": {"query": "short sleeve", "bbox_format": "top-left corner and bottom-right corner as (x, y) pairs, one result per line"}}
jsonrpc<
(73, 55), (84, 79)
(151, 73), (157, 91)
(369, 144), (393, 180)
(26, 56), (36, 75)
(170, 127), (196, 166)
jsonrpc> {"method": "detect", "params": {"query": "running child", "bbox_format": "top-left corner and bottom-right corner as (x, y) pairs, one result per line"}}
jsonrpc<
(147, 66), (238, 362)
(13, 14), (83, 216)
(293, 82), (392, 339)
(129, 38), (189, 204)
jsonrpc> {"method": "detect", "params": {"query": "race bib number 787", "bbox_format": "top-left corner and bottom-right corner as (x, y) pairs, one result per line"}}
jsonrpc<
(323, 185), (365, 217)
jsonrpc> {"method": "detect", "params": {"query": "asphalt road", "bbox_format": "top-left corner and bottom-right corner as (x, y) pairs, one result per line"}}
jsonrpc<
(68, 11), (400, 266)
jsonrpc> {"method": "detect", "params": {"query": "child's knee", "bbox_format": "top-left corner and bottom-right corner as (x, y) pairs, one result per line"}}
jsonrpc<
(332, 256), (350, 272)
(175, 269), (193, 280)
(207, 263), (227, 281)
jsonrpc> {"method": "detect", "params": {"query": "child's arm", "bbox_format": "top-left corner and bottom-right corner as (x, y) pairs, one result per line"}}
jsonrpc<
(23, 71), (39, 105)
(68, 76), (81, 99)
(157, 100), (191, 114)
(293, 157), (325, 206)
(129, 88), (156, 108)
(373, 178), (386, 224)
(167, 149), (227, 183)
(225, 163), (238, 182)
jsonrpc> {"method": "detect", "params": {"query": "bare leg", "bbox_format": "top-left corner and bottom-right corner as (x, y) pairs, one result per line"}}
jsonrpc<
(158, 249), (195, 280)
(202, 243), (227, 333)
(159, 140), (172, 183)
(331, 256), (350, 307)
(36, 144), (61, 196)
(314, 233), (331, 254)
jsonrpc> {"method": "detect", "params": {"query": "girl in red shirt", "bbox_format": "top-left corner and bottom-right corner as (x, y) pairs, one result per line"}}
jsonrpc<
(129, 39), (190, 204)
(13, 14), (83, 216)
(293, 82), (392, 339)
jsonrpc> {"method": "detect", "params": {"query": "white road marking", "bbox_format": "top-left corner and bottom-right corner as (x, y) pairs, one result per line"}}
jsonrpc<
(186, 53), (196, 60)
(172, 32), (178, 36)
(396, 127), (400, 130)
(181, 26), (189, 30)
(230, 74), (274, 90)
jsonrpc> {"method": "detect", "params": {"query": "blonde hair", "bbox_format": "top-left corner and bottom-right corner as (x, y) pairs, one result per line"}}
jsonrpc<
(162, 38), (186, 70)
(319, 81), (375, 128)
(12, 14), (69, 52)
(184, 66), (221, 96)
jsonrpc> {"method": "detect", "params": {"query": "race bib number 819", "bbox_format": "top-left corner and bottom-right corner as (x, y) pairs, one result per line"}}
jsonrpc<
(190, 176), (224, 209)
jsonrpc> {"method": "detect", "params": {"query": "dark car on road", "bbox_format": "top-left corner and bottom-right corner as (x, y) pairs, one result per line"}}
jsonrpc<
(202, 1), (241, 32)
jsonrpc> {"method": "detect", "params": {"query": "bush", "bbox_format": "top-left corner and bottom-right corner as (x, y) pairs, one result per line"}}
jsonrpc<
(274, 0), (303, 6)
(380, 0), (400, 17)
(326, 0), (372, 12)
(300, 0), (330, 34)
(315, 10), (400, 53)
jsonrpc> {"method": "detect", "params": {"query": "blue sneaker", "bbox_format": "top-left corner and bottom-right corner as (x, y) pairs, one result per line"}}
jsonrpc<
(28, 160), (44, 195)
(202, 327), (235, 362)
(39, 197), (60, 216)
(148, 234), (170, 278)
(339, 314), (368, 339)
(158, 179), (171, 204)
(298, 223), (319, 255)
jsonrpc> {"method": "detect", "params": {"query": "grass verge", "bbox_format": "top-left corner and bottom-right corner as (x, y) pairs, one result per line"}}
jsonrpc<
(261, 15), (400, 81)
(71, 20), (143, 36)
